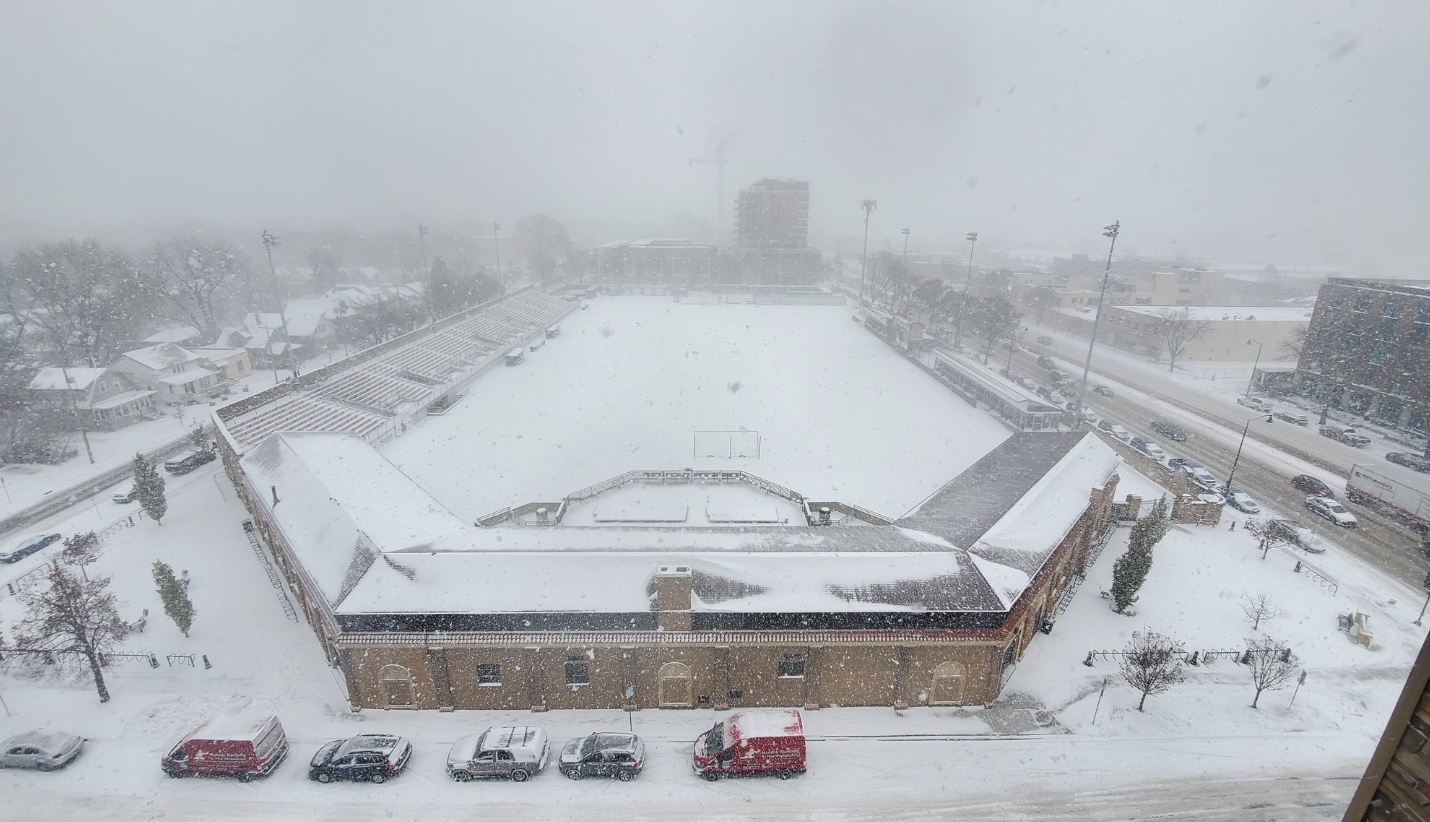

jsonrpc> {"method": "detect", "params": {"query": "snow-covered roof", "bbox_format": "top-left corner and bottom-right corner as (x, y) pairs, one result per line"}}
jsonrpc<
(28, 367), (106, 391)
(186, 713), (279, 743)
(121, 343), (203, 371)
(143, 325), (201, 344)
(1113, 305), (1313, 322)
(89, 389), (155, 410)
(244, 431), (1114, 620)
(157, 367), (218, 386)
(729, 710), (803, 739)
(193, 346), (247, 362)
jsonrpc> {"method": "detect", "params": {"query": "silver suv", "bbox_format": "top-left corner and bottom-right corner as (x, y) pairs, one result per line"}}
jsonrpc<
(447, 726), (549, 782)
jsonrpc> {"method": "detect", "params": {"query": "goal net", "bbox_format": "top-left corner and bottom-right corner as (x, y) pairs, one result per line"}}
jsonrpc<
(693, 430), (762, 459)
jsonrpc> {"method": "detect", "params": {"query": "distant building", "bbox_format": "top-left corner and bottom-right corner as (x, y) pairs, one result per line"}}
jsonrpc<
(1293, 278), (1430, 432)
(594, 239), (715, 284)
(735, 179), (809, 249)
(1041, 305), (1311, 363)
(26, 367), (155, 430)
(112, 343), (227, 406)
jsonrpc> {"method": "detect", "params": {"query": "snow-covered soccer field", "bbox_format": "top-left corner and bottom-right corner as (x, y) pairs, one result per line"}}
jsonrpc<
(382, 297), (1013, 521)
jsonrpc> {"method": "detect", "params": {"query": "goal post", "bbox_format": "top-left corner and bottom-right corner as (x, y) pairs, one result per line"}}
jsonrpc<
(693, 430), (762, 459)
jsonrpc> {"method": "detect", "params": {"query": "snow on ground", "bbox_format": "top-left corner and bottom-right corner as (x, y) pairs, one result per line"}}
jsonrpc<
(0, 449), (1420, 819)
(382, 297), (1014, 521)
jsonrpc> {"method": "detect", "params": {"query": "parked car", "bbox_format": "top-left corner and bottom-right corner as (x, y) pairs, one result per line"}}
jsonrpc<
(1091, 384), (1115, 398)
(111, 487), (136, 504)
(1224, 488), (1262, 514)
(0, 532), (62, 564)
(447, 727), (549, 782)
(1306, 495), (1358, 528)
(164, 449), (216, 475)
(693, 711), (806, 782)
(1149, 419), (1187, 442)
(1097, 419), (1131, 442)
(1267, 519), (1323, 553)
(1168, 459), (1219, 491)
(1290, 474), (1335, 498)
(1236, 396), (1274, 413)
(1387, 452), (1430, 474)
(1129, 437), (1167, 462)
(558, 732), (645, 782)
(1036, 336), (1054, 346)
(1036, 355), (1057, 370)
(162, 714), (288, 781)
(1319, 425), (1371, 447)
(0, 731), (84, 771)
(309, 734), (412, 784)
(1275, 410), (1309, 426)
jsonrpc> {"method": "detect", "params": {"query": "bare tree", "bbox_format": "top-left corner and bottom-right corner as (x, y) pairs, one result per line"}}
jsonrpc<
(1238, 591), (1281, 631)
(972, 294), (1024, 364)
(142, 234), (252, 339)
(9, 239), (154, 367)
(59, 531), (102, 580)
(1152, 307), (1210, 372)
(1281, 325), (1308, 362)
(513, 215), (571, 287)
(16, 564), (131, 703)
(1117, 629), (1186, 711)
(1024, 286), (1058, 324)
(1244, 635), (1298, 708)
(911, 278), (948, 324)
(1244, 517), (1297, 560)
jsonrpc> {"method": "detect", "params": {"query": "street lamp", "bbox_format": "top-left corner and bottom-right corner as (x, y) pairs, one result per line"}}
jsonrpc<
(262, 231), (302, 389)
(901, 228), (911, 263)
(859, 200), (877, 301)
(493, 222), (504, 293)
(952, 232), (978, 350)
(1245, 339), (1265, 398)
(1074, 221), (1120, 420)
(1224, 413), (1274, 494)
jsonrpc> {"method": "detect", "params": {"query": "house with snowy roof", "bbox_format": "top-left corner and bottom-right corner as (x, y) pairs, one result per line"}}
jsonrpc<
(113, 342), (227, 406)
(26, 367), (155, 430)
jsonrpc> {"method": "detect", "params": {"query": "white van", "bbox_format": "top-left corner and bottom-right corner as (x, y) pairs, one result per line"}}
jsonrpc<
(1236, 396), (1274, 413)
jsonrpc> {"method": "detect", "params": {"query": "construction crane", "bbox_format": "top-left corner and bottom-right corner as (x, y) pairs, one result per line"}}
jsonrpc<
(688, 157), (759, 248)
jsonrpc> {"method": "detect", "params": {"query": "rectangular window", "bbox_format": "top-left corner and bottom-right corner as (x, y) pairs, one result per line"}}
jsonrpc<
(778, 654), (806, 679)
(564, 662), (589, 685)
(476, 664), (501, 686)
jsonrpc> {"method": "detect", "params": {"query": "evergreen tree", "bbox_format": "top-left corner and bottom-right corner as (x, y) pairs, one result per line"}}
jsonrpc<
(133, 452), (167, 524)
(186, 423), (213, 456)
(152, 561), (195, 637)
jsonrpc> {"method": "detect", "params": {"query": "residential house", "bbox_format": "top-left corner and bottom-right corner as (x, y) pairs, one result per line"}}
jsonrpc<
(113, 342), (228, 406)
(27, 367), (156, 430)
(193, 347), (253, 381)
(142, 324), (204, 348)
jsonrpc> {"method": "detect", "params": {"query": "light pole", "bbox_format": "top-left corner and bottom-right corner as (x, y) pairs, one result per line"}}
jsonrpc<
(1073, 221), (1120, 422)
(1415, 570), (1430, 626)
(901, 228), (911, 263)
(952, 232), (978, 351)
(858, 200), (877, 302)
(262, 231), (301, 388)
(418, 224), (434, 322)
(493, 222), (504, 293)
(1244, 339), (1265, 398)
(1224, 413), (1274, 494)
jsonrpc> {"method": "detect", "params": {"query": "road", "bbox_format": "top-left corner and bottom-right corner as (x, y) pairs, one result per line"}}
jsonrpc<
(1003, 344), (1429, 588)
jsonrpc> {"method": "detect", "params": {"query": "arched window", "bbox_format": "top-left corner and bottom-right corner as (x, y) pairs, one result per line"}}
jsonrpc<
(930, 661), (966, 706)
(657, 662), (693, 708)
(379, 664), (414, 707)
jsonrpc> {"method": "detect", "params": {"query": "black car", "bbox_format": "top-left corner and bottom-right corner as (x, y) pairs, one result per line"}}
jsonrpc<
(1388, 452), (1430, 474)
(1290, 474), (1335, 498)
(309, 734), (412, 784)
(1036, 355), (1057, 371)
(557, 733), (645, 782)
(164, 449), (217, 475)
(1149, 419), (1187, 442)
(1092, 384), (1115, 397)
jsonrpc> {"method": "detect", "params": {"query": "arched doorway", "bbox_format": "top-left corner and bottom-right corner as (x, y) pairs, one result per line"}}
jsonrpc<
(930, 661), (966, 705)
(379, 664), (414, 707)
(657, 662), (693, 708)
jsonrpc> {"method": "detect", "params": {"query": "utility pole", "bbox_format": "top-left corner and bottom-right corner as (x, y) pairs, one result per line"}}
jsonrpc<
(1224, 413), (1274, 494)
(262, 231), (301, 388)
(418, 224), (434, 322)
(493, 222), (504, 294)
(858, 199), (877, 301)
(901, 227), (911, 263)
(59, 363), (95, 464)
(952, 232), (978, 351)
(1073, 221), (1119, 421)
(1245, 339), (1265, 398)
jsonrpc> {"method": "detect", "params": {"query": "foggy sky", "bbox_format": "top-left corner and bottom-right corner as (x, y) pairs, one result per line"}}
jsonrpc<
(1, 1), (1427, 270)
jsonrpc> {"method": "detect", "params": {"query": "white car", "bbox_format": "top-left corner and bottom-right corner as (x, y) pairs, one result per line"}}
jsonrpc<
(0, 731), (84, 771)
(1225, 489), (1261, 514)
(1305, 495), (1357, 528)
(1097, 420), (1131, 442)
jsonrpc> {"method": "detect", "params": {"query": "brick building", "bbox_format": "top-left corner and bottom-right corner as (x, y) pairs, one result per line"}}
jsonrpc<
(1293, 278), (1430, 434)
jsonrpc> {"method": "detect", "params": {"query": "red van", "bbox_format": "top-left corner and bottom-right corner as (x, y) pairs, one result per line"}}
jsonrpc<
(162, 714), (288, 781)
(692, 710), (806, 781)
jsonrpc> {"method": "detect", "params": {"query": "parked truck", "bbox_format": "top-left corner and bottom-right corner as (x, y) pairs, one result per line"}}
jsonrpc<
(1346, 464), (1430, 533)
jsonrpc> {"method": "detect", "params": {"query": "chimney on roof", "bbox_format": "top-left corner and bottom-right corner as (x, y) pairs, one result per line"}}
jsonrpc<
(654, 565), (692, 632)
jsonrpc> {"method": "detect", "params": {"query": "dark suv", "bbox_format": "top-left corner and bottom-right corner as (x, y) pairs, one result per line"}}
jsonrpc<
(164, 449), (216, 475)
(308, 734), (412, 784)
(1388, 452), (1430, 474)
(1149, 419), (1187, 442)
(558, 733), (645, 782)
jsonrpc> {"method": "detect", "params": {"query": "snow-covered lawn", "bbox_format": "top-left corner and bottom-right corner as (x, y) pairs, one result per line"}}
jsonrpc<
(0, 451), (1419, 819)
(383, 298), (1014, 521)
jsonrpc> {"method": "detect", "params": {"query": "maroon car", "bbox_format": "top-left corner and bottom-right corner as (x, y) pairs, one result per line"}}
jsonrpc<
(1291, 474), (1335, 498)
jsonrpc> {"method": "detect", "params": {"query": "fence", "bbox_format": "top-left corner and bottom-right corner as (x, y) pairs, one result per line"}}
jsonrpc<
(1292, 560), (1339, 596)
(1082, 644), (1287, 667)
